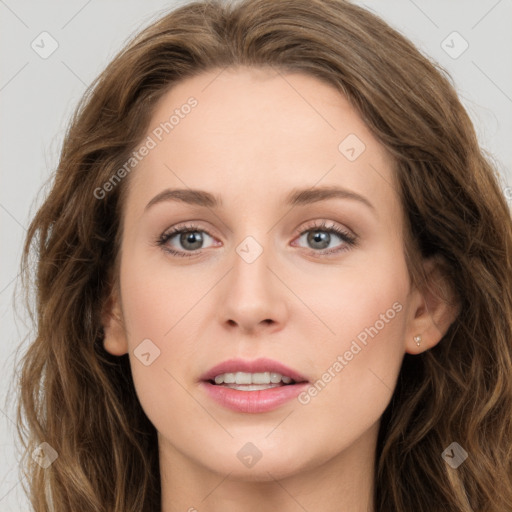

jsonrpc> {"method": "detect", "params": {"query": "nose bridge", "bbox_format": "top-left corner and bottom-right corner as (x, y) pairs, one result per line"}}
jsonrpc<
(231, 233), (272, 300)
(235, 234), (267, 267)
(228, 201), (275, 276)
(219, 230), (287, 331)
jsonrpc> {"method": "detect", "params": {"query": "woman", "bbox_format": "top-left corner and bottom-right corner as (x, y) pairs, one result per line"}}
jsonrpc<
(16, 0), (512, 510)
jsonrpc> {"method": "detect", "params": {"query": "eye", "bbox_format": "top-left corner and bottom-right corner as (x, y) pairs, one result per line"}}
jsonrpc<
(156, 223), (218, 257)
(156, 220), (357, 258)
(291, 220), (357, 255)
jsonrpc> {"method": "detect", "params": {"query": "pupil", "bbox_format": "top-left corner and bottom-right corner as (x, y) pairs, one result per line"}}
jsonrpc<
(308, 230), (330, 249)
(181, 231), (203, 250)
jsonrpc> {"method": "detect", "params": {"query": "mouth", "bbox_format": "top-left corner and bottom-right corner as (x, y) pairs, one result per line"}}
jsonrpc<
(200, 357), (309, 388)
(199, 358), (310, 413)
(207, 371), (303, 391)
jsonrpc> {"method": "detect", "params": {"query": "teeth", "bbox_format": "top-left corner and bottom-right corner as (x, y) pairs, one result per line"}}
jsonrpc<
(222, 383), (282, 391)
(236, 371), (252, 384)
(270, 372), (281, 384)
(213, 371), (294, 385)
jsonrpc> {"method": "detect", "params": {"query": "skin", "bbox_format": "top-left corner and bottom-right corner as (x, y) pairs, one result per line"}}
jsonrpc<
(102, 66), (458, 512)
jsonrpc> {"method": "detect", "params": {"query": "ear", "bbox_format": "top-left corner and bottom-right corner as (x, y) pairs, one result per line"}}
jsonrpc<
(405, 255), (460, 354)
(101, 286), (129, 356)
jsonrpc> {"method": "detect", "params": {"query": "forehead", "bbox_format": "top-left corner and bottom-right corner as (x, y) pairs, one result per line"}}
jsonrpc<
(125, 66), (399, 218)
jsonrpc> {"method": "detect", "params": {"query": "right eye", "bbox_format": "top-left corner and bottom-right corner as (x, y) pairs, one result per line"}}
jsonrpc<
(157, 223), (219, 257)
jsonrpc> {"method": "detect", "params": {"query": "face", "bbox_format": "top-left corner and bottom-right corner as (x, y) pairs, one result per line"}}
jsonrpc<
(103, 66), (424, 481)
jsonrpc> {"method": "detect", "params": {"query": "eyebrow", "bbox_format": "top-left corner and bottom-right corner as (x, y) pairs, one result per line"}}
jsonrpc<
(144, 185), (375, 212)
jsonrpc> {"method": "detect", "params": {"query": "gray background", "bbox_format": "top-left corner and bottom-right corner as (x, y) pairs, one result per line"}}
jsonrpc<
(1, 0), (511, 509)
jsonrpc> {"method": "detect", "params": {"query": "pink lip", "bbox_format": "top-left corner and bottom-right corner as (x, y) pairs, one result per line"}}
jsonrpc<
(200, 381), (310, 413)
(199, 357), (310, 414)
(199, 357), (309, 384)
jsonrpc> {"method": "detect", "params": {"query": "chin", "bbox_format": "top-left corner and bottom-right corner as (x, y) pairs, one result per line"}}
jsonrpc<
(208, 455), (309, 482)
(192, 437), (320, 482)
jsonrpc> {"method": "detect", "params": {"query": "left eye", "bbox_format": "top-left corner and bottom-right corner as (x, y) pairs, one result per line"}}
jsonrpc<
(293, 226), (354, 252)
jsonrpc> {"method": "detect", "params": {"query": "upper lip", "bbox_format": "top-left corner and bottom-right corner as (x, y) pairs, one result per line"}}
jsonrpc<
(200, 357), (309, 383)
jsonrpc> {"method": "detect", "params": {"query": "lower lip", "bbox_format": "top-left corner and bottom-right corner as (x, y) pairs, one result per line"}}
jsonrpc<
(200, 381), (310, 413)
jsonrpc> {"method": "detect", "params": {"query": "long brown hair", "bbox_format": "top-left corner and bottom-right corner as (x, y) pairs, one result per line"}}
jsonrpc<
(16, 0), (512, 510)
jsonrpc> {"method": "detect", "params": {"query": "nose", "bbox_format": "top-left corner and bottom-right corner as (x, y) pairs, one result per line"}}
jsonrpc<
(218, 238), (288, 335)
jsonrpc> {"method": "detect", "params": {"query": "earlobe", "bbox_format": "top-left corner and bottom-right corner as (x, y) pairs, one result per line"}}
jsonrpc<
(101, 290), (129, 356)
(405, 255), (460, 354)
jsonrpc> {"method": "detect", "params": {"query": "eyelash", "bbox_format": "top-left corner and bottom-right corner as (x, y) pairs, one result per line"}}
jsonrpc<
(155, 220), (358, 258)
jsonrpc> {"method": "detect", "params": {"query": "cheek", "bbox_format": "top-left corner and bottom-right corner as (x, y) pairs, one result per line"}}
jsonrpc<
(119, 247), (199, 341)
(117, 251), (201, 416)
(294, 238), (409, 353)
(309, 297), (407, 411)
(292, 246), (410, 417)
